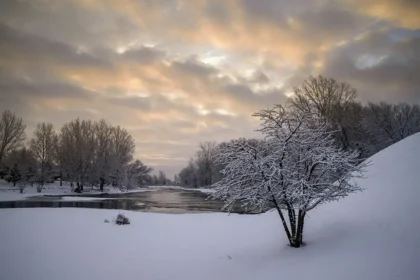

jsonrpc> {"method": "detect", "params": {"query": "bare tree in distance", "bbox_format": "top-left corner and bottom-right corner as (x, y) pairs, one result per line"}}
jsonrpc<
(30, 122), (57, 192)
(93, 119), (114, 191)
(110, 125), (135, 189)
(0, 110), (26, 163)
(178, 158), (199, 188)
(289, 75), (367, 152)
(59, 119), (96, 192)
(126, 159), (153, 188)
(196, 141), (218, 186)
(158, 170), (168, 185)
(363, 102), (420, 152)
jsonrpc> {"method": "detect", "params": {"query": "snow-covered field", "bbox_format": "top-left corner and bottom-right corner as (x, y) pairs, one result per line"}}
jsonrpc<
(1, 134), (420, 280)
(0, 181), (146, 201)
(148, 185), (216, 194)
(0, 182), (213, 202)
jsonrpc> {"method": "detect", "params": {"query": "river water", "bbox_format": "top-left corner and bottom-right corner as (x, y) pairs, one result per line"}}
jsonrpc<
(0, 189), (253, 214)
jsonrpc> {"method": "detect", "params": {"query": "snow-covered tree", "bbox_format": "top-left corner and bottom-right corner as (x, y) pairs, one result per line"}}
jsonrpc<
(0, 110), (26, 164)
(212, 105), (365, 248)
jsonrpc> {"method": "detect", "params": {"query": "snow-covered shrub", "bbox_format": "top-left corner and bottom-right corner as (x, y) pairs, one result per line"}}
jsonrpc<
(212, 105), (366, 248)
(115, 213), (130, 225)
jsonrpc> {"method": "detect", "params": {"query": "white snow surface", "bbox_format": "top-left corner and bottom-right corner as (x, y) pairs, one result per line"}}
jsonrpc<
(60, 196), (112, 201)
(148, 185), (217, 193)
(0, 182), (154, 201)
(1, 133), (420, 280)
(0, 183), (213, 202)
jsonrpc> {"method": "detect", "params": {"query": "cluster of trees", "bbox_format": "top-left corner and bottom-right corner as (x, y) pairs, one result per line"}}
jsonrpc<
(178, 75), (420, 189)
(177, 75), (420, 248)
(145, 170), (173, 186)
(0, 113), (153, 193)
(178, 142), (223, 188)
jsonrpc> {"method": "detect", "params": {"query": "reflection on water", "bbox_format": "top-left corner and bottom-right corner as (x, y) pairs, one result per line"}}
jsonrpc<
(0, 189), (253, 214)
(0, 199), (146, 211)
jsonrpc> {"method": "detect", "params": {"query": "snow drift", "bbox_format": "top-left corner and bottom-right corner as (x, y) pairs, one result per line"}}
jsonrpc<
(0, 133), (419, 280)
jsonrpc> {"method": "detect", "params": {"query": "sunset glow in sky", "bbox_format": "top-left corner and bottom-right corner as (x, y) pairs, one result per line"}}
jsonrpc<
(0, 0), (419, 176)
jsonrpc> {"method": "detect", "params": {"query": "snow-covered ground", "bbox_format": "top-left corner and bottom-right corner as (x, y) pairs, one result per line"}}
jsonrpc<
(0, 183), (143, 201)
(148, 185), (216, 194)
(0, 181), (214, 202)
(1, 133), (420, 280)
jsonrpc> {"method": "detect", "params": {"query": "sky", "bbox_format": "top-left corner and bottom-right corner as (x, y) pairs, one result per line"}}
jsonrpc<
(0, 0), (419, 177)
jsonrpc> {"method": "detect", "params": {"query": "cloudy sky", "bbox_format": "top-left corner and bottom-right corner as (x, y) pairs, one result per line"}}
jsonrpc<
(0, 0), (419, 177)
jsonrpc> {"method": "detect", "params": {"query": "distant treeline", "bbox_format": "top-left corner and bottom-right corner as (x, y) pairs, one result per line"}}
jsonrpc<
(0, 114), (172, 193)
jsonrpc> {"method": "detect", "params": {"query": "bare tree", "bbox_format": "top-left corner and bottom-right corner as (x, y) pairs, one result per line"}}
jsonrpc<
(158, 170), (167, 185)
(0, 110), (26, 163)
(179, 158), (198, 188)
(363, 102), (420, 152)
(289, 75), (364, 151)
(93, 119), (114, 191)
(30, 122), (57, 192)
(110, 125), (135, 188)
(126, 159), (152, 188)
(178, 142), (223, 188)
(59, 119), (96, 192)
(196, 141), (218, 186)
(212, 105), (365, 248)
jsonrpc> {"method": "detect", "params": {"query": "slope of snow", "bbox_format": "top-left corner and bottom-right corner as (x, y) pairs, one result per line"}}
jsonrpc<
(1, 133), (420, 280)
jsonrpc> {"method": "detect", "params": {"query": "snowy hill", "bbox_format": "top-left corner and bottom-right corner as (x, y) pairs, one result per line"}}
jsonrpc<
(1, 133), (419, 280)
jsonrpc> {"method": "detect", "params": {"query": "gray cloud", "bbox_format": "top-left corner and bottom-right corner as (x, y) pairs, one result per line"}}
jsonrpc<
(0, 0), (140, 49)
(0, 21), (113, 70)
(323, 30), (420, 103)
(0, 78), (94, 100)
(171, 58), (218, 77)
(122, 47), (166, 64)
(0, 0), (418, 177)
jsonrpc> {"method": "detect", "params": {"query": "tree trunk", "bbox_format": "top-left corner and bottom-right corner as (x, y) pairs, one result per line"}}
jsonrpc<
(271, 196), (293, 246)
(290, 210), (306, 248)
(60, 171), (62, 186)
(13, 181), (16, 187)
(287, 204), (296, 238)
(100, 177), (104, 192)
(74, 182), (84, 193)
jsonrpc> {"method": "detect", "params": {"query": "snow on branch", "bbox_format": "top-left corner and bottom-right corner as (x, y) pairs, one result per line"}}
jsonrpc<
(212, 105), (366, 213)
